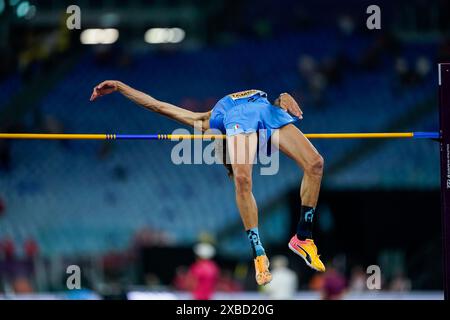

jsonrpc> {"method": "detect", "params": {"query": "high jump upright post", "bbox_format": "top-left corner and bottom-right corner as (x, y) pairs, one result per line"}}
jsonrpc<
(439, 63), (450, 300)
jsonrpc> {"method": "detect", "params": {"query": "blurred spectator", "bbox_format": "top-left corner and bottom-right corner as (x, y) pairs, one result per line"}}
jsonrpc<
(173, 266), (189, 291)
(389, 270), (412, 292)
(415, 56), (431, 80)
(298, 55), (317, 79)
(348, 265), (367, 292)
(133, 228), (155, 247)
(309, 272), (325, 291)
(102, 251), (130, 283)
(395, 57), (409, 78)
(186, 242), (219, 300)
(144, 273), (162, 287)
(264, 256), (298, 300)
(298, 55), (323, 107)
(394, 57), (419, 89)
(12, 276), (34, 294)
(297, 53), (340, 107)
(216, 270), (243, 292)
(0, 195), (5, 217)
(198, 232), (216, 246)
(393, 56), (431, 92)
(321, 267), (347, 300)
(24, 238), (39, 260)
(133, 226), (173, 248)
(2, 238), (15, 261)
(337, 15), (355, 36)
(309, 72), (328, 106)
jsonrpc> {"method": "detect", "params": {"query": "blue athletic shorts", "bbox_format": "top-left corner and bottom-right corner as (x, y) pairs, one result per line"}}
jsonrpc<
(209, 89), (298, 139)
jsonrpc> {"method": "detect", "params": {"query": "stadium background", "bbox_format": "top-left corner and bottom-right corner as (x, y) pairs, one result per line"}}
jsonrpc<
(0, 0), (448, 299)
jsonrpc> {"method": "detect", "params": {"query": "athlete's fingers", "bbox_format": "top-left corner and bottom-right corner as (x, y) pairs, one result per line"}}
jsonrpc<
(288, 104), (301, 118)
(90, 81), (117, 101)
(90, 84), (103, 101)
(90, 90), (98, 101)
(298, 107), (304, 119)
(287, 100), (301, 117)
(280, 93), (303, 119)
(97, 81), (110, 90)
(290, 104), (303, 119)
(98, 80), (117, 91)
(94, 82), (108, 94)
(90, 86), (104, 100)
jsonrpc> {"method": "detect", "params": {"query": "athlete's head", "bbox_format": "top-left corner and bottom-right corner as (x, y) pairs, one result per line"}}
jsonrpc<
(222, 142), (233, 179)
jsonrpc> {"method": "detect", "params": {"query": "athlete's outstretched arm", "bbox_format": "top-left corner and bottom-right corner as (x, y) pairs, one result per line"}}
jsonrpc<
(90, 80), (211, 131)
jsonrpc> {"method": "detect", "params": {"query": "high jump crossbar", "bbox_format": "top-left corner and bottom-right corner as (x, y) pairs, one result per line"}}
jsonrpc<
(0, 132), (441, 140)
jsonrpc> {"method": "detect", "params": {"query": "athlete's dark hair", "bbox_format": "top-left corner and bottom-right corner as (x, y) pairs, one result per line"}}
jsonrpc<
(215, 139), (233, 179)
(222, 141), (233, 179)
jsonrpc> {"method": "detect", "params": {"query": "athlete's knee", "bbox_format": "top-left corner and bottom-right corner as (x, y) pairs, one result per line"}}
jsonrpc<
(234, 171), (252, 195)
(304, 153), (324, 177)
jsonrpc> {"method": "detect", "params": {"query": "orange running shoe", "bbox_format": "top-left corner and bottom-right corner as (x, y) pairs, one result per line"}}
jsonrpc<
(254, 255), (272, 286)
(288, 235), (325, 272)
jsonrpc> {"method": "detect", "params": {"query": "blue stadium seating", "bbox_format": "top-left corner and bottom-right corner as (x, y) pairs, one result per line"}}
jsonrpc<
(0, 74), (21, 110)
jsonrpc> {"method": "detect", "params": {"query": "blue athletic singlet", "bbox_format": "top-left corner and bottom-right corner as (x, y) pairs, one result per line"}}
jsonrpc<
(209, 89), (298, 139)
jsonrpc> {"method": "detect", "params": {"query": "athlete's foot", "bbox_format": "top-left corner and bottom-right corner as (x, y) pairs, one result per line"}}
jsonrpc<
(254, 254), (272, 286)
(288, 235), (325, 272)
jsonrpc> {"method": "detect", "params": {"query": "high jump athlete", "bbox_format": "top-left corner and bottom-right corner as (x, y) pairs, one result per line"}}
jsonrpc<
(90, 81), (325, 286)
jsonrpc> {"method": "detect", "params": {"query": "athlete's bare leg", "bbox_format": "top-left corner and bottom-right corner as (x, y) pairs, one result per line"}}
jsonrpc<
(273, 124), (324, 207)
(227, 132), (272, 285)
(227, 133), (258, 230)
(272, 123), (326, 272)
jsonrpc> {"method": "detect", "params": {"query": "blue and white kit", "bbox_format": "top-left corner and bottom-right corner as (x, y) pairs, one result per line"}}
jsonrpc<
(209, 89), (298, 140)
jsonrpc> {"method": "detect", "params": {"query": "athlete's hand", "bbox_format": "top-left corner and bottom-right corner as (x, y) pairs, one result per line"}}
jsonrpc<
(275, 93), (303, 119)
(90, 80), (119, 101)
